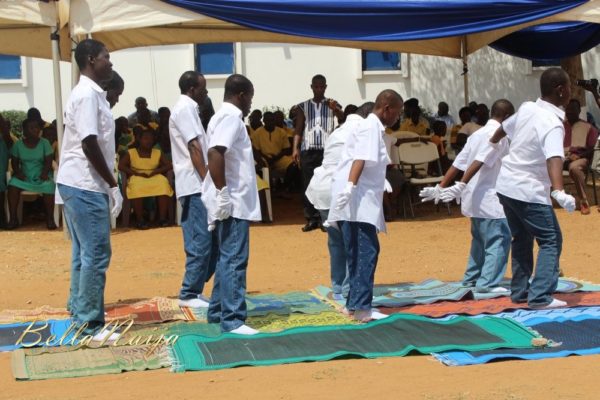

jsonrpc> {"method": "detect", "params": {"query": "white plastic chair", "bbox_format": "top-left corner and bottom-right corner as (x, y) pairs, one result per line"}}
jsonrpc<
(398, 141), (450, 217)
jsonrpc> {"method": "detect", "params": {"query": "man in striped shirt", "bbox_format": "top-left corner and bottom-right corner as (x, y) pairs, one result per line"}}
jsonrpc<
(292, 74), (344, 232)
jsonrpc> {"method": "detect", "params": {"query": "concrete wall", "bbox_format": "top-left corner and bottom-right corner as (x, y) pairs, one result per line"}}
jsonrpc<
(1, 43), (598, 124)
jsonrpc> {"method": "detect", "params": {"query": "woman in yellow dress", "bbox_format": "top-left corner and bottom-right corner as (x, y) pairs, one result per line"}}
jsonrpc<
(118, 127), (173, 229)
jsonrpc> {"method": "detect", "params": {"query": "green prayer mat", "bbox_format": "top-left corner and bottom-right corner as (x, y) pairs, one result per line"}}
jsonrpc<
(12, 344), (170, 380)
(169, 314), (537, 371)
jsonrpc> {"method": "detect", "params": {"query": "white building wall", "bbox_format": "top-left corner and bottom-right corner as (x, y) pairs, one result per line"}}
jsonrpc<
(0, 43), (598, 124)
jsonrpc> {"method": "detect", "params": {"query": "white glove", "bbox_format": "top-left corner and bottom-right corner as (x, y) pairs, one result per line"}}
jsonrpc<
(384, 179), (393, 193)
(551, 190), (576, 213)
(215, 186), (232, 220)
(419, 184), (442, 204)
(108, 186), (123, 220)
(208, 223), (216, 232)
(440, 182), (466, 204)
(335, 182), (356, 210)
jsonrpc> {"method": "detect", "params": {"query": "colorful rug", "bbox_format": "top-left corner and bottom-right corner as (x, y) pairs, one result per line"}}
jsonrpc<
(11, 344), (170, 380)
(0, 306), (70, 325)
(384, 291), (600, 318)
(434, 307), (600, 366)
(0, 320), (74, 352)
(169, 314), (537, 371)
(189, 292), (333, 321)
(106, 297), (189, 324)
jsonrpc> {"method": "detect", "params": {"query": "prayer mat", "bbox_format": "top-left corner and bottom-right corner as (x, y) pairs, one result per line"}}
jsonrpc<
(168, 314), (537, 371)
(105, 297), (189, 325)
(11, 344), (170, 380)
(384, 291), (600, 318)
(314, 281), (473, 309)
(0, 306), (70, 325)
(189, 292), (333, 321)
(0, 320), (74, 352)
(434, 308), (600, 366)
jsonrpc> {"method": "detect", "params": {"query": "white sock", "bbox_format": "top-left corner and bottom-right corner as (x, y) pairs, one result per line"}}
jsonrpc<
(178, 298), (209, 308)
(370, 310), (389, 320)
(229, 324), (259, 335)
(91, 330), (120, 343)
(490, 287), (510, 294)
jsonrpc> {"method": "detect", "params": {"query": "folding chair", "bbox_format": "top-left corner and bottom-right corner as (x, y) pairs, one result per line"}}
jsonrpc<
(398, 141), (451, 217)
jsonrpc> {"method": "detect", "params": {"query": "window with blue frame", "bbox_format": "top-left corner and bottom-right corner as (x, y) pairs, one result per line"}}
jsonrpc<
(195, 43), (235, 75)
(0, 54), (21, 79)
(362, 51), (401, 71)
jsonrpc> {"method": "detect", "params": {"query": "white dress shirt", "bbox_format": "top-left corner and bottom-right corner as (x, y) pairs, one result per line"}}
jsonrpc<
(327, 113), (390, 233)
(453, 119), (507, 219)
(495, 98), (565, 205)
(56, 75), (115, 196)
(169, 94), (207, 198)
(306, 114), (362, 210)
(202, 102), (261, 223)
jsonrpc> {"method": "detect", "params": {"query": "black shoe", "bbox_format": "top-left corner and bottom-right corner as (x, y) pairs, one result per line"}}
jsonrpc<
(319, 224), (327, 232)
(301, 221), (319, 232)
(136, 220), (149, 230)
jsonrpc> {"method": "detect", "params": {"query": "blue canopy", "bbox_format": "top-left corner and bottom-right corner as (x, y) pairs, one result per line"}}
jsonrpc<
(490, 22), (600, 61)
(162, 0), (588, 41)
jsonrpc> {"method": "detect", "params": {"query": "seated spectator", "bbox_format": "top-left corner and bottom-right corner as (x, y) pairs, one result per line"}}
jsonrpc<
(434, 101), (455, 133)
(563, 98), (599, 215)
(118, 127), (174, 229)
(247, 109), (263, 143)
(382, 121), (407, 221)
(0, 114), (14, 228)
(400, 98), (430, 135)
(115, 116), (134, 156)
(128, 96), (159, 128)
(274, 110), (294, 138)
(455, 109), (482, 153)
(27, 107), (51, 131)
(475, 103), (490, 126)
(156, 107), (172, 159)
(136, 108), (159, 130)
(41, 124), (58, 158)
(450, 106), (472, 146)
(430, 120), (451, 174)
(253, 111), (299, 191)
(6, 119), (56, 230)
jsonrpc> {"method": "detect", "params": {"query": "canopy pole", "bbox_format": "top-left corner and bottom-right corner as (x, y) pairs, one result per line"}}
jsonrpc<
(71, 38), (80, 88)
(51, 27), (64, 161)
(461, 36), (469, 106)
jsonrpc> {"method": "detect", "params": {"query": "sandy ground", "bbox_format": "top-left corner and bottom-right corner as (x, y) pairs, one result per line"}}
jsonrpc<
(1, 197), (600, 400)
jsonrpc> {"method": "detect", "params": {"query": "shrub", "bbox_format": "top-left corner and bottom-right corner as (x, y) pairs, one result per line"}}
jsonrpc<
(0, 110), (27, 138)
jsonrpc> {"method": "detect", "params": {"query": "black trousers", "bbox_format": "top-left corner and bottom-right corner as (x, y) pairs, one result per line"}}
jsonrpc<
(300, 149), (324, 222)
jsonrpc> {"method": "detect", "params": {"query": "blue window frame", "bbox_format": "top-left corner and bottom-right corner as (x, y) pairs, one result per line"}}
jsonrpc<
(0, 54), (21, 79)
(362, 51), (400, 71)
(195, 43), (235, 75)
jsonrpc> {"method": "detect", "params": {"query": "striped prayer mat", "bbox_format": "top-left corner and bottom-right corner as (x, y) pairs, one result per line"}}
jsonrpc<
(169, 314), (537, 371)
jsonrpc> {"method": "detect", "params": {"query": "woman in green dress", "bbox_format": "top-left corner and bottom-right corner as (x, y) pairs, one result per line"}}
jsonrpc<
(6, 118), (56, 230)
(0, 114), (14, 228)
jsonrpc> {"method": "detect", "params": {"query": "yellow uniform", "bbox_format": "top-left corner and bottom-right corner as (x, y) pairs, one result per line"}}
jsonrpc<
(400, 117), (430, 136)
(126, 148), (174, 199)
(253, 126), (293, 175)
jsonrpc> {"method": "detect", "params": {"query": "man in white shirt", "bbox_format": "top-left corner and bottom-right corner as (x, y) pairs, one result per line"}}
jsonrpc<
(169, 71), (216, 309)
(202, 75), (261, 335)
(421, 99), (515, 293)
(306, 103), (373, 301)
(56, 39), (123, 343)
(327, 90), (403, 322)
(444, 68), (576, 309)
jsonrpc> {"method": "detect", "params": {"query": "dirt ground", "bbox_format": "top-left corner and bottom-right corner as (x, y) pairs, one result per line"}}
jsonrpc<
(1, 198), (600, 400)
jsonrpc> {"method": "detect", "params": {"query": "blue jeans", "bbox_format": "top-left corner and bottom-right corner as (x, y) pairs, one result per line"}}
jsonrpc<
(319, 210), (349, 296)
(58, 183), (111, 335)
(463, 217), (511, 291)
(207, 217), (250, 332)
(179, 194), (217, 300)
(339, 221), (379, 311)
(498, 194), (562, 307)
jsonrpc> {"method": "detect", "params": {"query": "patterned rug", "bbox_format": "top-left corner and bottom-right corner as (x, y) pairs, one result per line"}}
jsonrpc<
(383, 291), (600, 318)
(434, 307), (600, 366)
(11, 344), (170, 380)
(169, 314), (537, 371)
(189, 292), (333, 321)
(0, 320), (74, 352)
